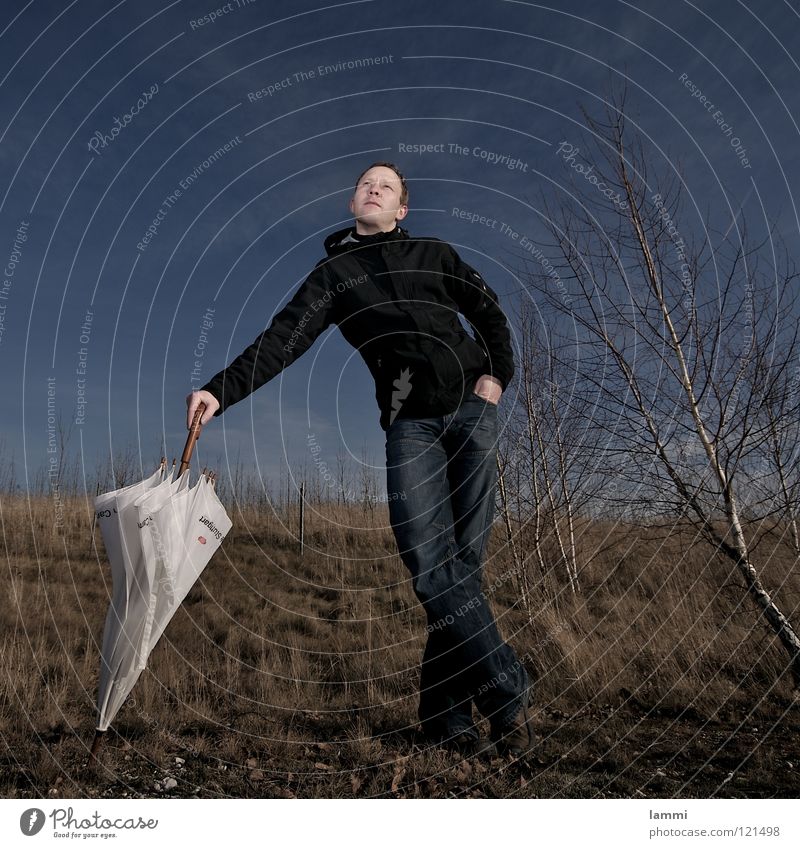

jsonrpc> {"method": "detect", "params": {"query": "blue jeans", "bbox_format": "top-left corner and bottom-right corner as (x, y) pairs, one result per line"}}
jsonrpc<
(385, 392), (529, 739)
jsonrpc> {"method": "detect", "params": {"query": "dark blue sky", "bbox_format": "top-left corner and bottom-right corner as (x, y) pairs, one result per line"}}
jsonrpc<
(1, 0), (798, 491)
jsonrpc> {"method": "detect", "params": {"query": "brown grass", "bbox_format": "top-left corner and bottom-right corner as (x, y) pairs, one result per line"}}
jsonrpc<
(1, 492), (798, 799)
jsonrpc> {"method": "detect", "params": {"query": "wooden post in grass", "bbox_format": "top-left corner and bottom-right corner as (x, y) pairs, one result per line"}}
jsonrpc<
(299, 481), (305, 557)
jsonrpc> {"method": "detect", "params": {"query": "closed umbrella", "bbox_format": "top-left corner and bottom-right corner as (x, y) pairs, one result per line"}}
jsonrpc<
(94, 459), (173, 731)
(139, 472), (231, 658)
(90, 403), (230, 759)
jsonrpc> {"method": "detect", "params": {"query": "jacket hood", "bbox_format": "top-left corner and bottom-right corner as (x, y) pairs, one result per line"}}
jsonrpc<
(324, 224), (409, 256)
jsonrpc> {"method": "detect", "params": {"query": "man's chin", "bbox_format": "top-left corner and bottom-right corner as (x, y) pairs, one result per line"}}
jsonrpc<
(356, 212), (395, 230)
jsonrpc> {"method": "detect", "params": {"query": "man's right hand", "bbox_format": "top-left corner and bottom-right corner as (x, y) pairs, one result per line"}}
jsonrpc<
(186, 390), (220, 429)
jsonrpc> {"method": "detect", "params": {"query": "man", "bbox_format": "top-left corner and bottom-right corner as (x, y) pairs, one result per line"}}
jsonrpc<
(186, 162), (533, 756)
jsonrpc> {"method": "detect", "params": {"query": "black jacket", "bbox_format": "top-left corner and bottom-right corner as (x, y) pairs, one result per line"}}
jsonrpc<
(201, 224), (515, 430)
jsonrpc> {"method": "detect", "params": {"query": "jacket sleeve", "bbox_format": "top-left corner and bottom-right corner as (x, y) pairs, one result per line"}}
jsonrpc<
(200, 261), (337, 416)
(443, 245), (515, 390)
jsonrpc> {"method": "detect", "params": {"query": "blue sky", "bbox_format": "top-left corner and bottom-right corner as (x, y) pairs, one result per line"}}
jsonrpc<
(1, 0), (798, 492)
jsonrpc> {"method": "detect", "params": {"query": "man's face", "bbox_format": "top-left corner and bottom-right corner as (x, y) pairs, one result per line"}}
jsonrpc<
(349, 166), (408, 234)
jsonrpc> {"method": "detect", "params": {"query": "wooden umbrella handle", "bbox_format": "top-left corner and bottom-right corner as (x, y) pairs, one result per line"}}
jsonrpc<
(179, 402), (206, 475)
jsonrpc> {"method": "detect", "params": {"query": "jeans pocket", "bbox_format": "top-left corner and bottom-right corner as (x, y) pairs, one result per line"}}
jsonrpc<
(470, 391), (498, 407)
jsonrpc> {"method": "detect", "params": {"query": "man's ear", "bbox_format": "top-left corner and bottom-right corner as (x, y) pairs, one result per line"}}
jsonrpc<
(395, 203), (409, 222)
(348, 196), (355, 216)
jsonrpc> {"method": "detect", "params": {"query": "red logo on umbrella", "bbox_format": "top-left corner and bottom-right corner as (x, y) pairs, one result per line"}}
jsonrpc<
(198, 536), (207, 544)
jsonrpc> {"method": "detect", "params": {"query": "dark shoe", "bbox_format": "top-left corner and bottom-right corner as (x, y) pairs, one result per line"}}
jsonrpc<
(490, 692), (535, 757)
(452, 733), (497, 758)
(422, 729), (497, 758)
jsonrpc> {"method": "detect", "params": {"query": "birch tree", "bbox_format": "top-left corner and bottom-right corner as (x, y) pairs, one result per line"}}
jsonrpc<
(523, 89), (800, 690)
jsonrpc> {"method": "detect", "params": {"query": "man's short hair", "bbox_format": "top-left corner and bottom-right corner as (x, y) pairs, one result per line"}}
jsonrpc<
(354, 161), (409, 206)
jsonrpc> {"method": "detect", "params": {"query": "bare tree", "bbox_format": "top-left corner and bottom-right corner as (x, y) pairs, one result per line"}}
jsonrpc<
(500, 297), (613, 597)
(495, 443), (530, 618)
(758, 371), (800, 554)
(521, 87), (800, 690)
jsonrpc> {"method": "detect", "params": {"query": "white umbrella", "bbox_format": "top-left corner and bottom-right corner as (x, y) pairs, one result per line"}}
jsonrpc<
(94, 466), (190, 732)
(94, 459), (172, 731)
(90, 403), (230, 758)
(139, 473), (231, 657)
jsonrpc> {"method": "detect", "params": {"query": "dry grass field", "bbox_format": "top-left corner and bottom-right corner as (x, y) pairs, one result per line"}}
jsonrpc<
(1, 489), (799, 799)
